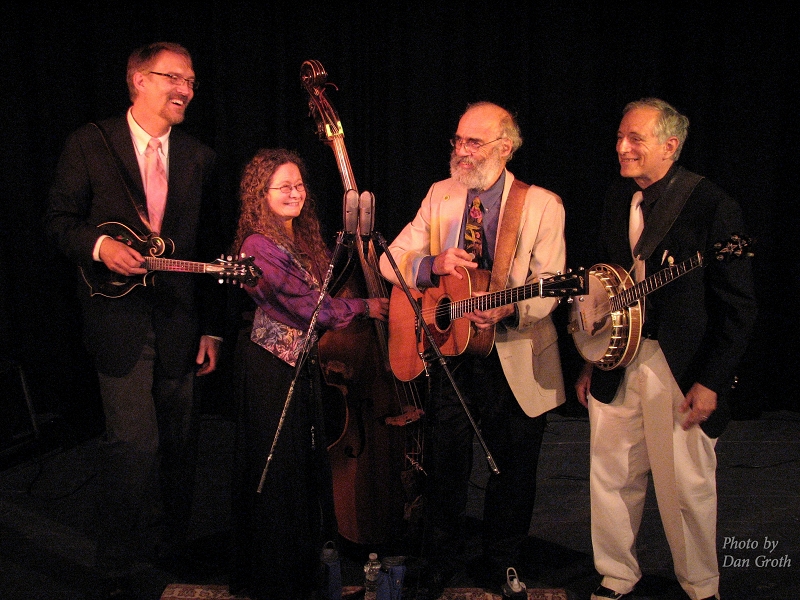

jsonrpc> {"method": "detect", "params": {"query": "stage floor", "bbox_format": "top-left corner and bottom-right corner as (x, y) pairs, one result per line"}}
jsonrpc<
(1, 409), (798, 599)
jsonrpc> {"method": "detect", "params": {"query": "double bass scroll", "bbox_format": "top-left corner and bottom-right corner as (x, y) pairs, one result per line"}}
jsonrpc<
(301, 59), (425, 547)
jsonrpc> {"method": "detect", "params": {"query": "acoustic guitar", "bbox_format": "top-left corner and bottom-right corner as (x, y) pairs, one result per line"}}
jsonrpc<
(568, 234), (752, 370)
(80, 221), (262, 298)
(388, 266), (587, 382)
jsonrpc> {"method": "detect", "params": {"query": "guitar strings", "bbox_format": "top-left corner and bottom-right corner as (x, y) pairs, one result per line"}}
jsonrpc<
(413, 279), (572, 322)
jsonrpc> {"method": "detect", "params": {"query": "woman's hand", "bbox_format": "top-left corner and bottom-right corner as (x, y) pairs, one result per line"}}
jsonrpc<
(366, 297), (389, 321)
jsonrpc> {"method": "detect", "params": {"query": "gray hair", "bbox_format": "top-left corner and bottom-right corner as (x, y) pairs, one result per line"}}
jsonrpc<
(623, 98), (690, 160)
(465, 101), (524, 159)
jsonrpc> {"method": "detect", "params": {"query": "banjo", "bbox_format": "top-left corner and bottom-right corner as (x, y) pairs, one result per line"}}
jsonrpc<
(568, 234), (752, 370)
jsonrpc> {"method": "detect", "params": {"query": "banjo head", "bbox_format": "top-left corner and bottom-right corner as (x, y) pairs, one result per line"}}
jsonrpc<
(568, 263), (641, 370)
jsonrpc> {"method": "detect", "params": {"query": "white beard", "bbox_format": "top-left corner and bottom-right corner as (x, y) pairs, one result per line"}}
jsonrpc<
(449, 147), (505, 191)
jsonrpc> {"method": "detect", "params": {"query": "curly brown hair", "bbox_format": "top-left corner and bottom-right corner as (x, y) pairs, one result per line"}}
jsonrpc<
(232, 149), (330, 279)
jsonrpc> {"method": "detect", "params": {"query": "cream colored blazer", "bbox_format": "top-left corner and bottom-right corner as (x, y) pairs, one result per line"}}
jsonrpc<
(379, 170), (567, 417)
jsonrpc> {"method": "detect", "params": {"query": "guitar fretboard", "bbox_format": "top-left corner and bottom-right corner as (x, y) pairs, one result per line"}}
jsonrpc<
(610, 252), (704, 311)
(450, 282), (542, 318)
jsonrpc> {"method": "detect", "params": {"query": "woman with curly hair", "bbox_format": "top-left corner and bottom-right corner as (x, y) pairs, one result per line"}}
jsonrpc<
(228, 148), (388, 600)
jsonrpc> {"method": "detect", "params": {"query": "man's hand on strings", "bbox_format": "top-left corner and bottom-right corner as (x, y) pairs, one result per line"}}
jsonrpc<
(432, 247), (478, 279)
(465, 292), (514, 330)
(98, 238), (147, 276)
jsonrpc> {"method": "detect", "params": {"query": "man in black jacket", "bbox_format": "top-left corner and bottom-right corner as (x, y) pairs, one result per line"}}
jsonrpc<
(575, 98), (757, 600)
(44, 42), (228, 598)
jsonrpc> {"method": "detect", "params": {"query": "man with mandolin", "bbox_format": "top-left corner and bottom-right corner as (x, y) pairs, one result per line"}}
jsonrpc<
(574, 98), (757, 600)
(44, 42), (230, 599)
(379, 101), (568, 598)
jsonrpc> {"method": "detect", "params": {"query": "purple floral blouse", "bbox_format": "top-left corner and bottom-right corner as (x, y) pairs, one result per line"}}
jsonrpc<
(241, 233), (366, 366)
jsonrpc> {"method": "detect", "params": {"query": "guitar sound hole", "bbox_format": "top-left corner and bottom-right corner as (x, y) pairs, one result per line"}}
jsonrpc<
(435, 298), (451, 331)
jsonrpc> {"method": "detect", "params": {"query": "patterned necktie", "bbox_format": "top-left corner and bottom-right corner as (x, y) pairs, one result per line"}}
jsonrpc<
(145, 138), (167, 234)
(629, 190), (645, 282)
(465, 196), (484, 266)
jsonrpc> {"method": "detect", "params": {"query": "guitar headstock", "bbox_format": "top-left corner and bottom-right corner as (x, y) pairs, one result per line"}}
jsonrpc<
(541, 267), (589, 297)
(711, 234), (754, 262)
(213, 254), (263, 287)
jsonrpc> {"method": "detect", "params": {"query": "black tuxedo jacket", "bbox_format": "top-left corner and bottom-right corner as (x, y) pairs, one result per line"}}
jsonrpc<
(45, 115), (226, 377)
(590, 166), (758, 437)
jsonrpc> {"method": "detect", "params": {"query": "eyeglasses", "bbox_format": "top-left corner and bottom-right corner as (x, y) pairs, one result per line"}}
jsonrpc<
(148, 71), (198, 90)
(450, 136), (504, 153)
(268, 183), (306, 194)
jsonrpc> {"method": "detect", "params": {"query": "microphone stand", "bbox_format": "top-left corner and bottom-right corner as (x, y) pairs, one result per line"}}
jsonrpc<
(372, 229), (499, 475)
(257, 229), (355, 493)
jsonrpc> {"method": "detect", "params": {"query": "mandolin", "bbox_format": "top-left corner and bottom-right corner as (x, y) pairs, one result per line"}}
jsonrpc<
(80, 221), (261, 298)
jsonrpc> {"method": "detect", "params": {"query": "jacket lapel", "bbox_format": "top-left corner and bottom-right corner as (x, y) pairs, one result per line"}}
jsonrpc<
(434, 179), (469, 254)
(635, 166), (703, 261)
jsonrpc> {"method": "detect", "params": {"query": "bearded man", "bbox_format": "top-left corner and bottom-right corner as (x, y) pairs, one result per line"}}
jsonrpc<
(380, 101), (567, 598)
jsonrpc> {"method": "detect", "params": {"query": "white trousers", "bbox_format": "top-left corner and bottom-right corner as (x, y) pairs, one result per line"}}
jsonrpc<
(588, 340), (719, 600)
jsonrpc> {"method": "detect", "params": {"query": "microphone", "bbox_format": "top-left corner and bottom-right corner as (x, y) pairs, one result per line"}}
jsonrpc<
(358, 191), (375, 241)
(343, 189), (359, 236)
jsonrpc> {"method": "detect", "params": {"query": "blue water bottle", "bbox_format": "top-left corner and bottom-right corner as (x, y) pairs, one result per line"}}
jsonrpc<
(378, 555), (406, 600)
(319, 540), (342, 600)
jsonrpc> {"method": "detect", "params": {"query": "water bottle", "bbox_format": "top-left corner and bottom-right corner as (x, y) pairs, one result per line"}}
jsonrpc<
(364, 552), (382, 600)
(319, 540), (342, 600)
(378, 555), (405, 600)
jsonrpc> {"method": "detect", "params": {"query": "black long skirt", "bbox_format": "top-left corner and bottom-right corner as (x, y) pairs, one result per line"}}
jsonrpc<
(229, 336), (337, 600)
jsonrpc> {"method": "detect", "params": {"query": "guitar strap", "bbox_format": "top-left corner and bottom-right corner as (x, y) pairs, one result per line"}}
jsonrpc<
(591, 166), (705, 405)
(488, 178), (529, 292)
(634, 166), (704, 261)
(90, 122), (155, 233)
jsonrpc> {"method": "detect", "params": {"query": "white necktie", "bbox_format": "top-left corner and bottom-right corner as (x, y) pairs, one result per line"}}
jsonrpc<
(629, 190), (645, 282)
(145, 138), (168, 234)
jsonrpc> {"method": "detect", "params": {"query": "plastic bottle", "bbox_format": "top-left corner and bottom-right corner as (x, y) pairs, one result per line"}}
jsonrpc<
(364, 552), (382, 600)
(319, 540), (342, 600)
(378, 555), (405, 600)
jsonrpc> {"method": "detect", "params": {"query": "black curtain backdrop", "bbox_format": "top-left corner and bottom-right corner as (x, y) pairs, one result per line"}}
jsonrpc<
(2, 2), (798, 435)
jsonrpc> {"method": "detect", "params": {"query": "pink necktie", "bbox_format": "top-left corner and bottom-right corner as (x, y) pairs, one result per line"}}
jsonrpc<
(145, 138), (167, 234)
(629, 191), (645, 282)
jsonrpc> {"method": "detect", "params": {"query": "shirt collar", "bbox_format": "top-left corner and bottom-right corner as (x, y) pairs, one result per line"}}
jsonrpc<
(637, 163), (677, 208)
(467, 170), (506, 210)
(127, 107), (170, 156)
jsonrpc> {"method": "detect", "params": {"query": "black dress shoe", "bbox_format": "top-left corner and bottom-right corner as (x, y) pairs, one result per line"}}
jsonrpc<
(590, 585), (631, 600)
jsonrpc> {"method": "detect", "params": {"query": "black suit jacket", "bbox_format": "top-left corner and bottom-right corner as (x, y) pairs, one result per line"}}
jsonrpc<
(45, 115), (227, 377)
(590, 165), (758, 437)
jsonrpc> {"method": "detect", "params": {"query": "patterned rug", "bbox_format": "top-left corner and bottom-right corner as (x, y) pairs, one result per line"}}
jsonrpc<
(160, 583), (569, 600)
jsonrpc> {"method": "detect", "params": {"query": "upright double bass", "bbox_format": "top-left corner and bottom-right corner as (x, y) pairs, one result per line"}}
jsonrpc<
(301, 60), (424, 547)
